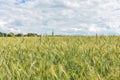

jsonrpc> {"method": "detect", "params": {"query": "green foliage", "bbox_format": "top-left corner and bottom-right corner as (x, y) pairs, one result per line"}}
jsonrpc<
(0, 32), (3, 37)
(0, 32), (40, 37)
(27, 33), (38, 37)
(0, 36), (119, 80)
(7, 32), (15, 37)
(52, 31), (54, 36)
(15, 33), (24, 37)
(0, 32), (7, 37)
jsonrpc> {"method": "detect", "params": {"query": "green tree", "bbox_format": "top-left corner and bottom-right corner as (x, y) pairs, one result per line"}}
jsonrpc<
(52, 31), (54, 36)
(27, 33), (38, 37)
(8, 32), (15, 37)
(15, 33), (24, 37)
(0, 32), (7, 37)
(0, 32), (3, 37)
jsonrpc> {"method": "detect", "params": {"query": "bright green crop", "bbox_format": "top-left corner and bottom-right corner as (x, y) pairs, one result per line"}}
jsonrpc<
(0, 36), (119, 80)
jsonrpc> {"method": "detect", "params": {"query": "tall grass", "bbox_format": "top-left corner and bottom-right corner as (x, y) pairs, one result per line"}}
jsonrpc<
(0, 36), (120, 80)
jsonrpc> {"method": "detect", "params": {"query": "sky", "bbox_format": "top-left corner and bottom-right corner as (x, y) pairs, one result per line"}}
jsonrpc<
(0, 0), (120, 35)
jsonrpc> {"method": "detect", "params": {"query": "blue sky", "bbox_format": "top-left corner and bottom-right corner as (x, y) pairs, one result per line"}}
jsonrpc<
(0, 0), (120, 35)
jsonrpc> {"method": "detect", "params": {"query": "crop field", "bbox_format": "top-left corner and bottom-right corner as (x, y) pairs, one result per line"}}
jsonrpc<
(0, 36), (120, 80)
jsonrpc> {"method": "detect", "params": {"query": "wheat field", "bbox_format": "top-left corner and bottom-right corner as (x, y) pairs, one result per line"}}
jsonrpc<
(0, 36), (120, 80)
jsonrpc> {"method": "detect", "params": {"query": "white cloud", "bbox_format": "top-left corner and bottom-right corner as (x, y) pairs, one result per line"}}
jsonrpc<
(0, 20), (7, 27)
(71, 28), (82, 31)
(106, 22), (120, 27)
(0, 0), (120, 35)
(63, 0), (80, 8)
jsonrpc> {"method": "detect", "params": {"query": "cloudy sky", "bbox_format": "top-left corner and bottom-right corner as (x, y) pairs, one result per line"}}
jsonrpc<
(0, 0), (120, 35)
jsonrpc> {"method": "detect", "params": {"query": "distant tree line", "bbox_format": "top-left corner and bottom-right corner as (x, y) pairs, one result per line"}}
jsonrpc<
(0, 31), (55, 37)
